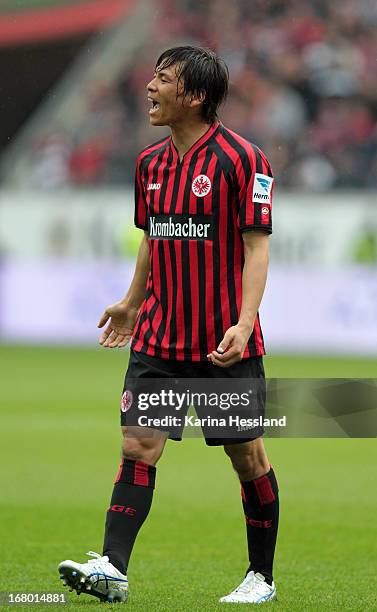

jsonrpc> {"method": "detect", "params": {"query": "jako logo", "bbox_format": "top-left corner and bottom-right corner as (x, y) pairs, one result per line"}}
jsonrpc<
(147, 183), (161, 190)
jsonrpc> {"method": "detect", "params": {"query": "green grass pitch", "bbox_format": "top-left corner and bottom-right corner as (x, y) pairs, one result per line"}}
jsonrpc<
(0, 346), (376, 611)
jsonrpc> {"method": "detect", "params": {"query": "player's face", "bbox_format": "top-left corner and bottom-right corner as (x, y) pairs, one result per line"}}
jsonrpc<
(147, 63), (193, 127)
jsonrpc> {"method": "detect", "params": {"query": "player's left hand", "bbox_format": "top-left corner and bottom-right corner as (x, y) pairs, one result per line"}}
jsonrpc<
(207, 324), (251, 367)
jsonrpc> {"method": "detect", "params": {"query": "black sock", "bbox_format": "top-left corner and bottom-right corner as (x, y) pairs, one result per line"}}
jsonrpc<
(240, 466), (279, 586)
(103, 458), (156, 574)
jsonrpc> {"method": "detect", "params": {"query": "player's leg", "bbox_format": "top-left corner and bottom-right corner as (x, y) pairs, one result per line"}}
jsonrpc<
(58, 426), (167, 602)
(220, 437), (279, 603)
(103, 426), (168, 574)
(103, 348), (180, 575)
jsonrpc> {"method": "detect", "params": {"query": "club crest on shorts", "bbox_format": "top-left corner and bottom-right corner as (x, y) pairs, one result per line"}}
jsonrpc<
(262, 206), (269, 215)
(192, 174), (211, 197)
(121, 390), (133, 412)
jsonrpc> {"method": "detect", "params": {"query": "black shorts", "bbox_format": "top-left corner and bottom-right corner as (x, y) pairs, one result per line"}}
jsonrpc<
(121, 349), (266, 446)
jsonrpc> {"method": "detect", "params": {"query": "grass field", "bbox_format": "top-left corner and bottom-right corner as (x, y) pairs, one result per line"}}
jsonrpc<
(0, 346), (376, 611)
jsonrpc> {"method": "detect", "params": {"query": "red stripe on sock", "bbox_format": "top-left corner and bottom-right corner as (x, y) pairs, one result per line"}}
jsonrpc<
(253, 474), (275, 505)
(114, 459), (124, 484)
(134, 460), (150, 486)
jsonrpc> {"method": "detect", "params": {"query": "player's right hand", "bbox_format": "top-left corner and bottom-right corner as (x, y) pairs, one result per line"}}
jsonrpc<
(97, 301), (139, 348)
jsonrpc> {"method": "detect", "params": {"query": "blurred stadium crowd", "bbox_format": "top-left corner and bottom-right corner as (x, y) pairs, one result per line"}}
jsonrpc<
(29, 0), (377, 190)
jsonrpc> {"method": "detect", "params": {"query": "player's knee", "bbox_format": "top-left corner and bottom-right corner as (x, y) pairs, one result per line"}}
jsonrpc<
(122, 438), (157, 465)
(224, 439), (269, 480)
(121, 430), (165, 466)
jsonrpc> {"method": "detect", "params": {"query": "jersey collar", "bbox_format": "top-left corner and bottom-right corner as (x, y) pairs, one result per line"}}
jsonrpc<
(169, 121), (220, 164)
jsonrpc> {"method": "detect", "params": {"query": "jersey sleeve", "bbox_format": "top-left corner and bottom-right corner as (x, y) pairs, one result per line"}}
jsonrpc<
(236, 146), (274, 234)
(134, 156), (148, 230)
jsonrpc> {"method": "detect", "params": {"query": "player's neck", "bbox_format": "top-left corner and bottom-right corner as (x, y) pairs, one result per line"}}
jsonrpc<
(170, 119), (212, 162)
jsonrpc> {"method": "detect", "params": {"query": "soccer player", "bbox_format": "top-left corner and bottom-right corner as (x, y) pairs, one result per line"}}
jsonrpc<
(58, 46), (279, 604)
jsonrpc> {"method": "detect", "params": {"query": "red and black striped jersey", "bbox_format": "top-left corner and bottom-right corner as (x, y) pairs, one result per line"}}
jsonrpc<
(130, 121), (274, 361)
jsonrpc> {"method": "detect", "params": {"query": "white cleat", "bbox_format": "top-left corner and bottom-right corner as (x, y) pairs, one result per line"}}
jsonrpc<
(220, 571), (276, 604)
(58, 551), (128, 603)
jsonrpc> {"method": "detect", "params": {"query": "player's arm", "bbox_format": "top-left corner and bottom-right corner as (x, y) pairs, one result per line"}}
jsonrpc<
(121, 230), (150, 310)
(208, 231), (269, 367)
(238, 230), (269, 332)
(98, 231), (150, 348)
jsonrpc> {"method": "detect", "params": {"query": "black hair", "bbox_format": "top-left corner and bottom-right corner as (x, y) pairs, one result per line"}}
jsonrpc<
(155, 46), (229, 124)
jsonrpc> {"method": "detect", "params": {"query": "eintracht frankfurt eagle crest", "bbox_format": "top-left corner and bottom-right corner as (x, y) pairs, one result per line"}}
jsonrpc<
(192, 174), (211, 197)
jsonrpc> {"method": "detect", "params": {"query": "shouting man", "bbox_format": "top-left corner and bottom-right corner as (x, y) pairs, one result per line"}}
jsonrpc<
(58, 46), (279, 605)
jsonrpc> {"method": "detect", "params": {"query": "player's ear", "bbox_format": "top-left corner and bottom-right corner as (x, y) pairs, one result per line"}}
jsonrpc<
(189, 91), (206, 108)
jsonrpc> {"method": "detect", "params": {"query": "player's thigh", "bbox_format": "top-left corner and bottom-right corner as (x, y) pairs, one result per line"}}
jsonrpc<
(121, 425), (168, 465)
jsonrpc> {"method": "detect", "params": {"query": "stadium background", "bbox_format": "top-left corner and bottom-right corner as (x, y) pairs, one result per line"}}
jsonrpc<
(0, 1), (376, 610)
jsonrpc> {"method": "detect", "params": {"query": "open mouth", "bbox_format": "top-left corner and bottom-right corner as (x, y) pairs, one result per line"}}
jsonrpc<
(148, 98), (160, 115)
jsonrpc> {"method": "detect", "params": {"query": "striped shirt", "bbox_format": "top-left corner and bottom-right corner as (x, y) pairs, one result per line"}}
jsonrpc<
(130, 121), (273, 361)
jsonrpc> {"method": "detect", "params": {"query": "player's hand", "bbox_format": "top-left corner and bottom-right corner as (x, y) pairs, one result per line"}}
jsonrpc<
(207, 324), (251, 367)
(98, 301), (139, 348)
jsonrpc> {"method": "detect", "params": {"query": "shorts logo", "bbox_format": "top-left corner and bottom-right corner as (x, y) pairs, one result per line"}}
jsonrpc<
(192, 174), (211, 197)
(147, 183), (161, 190)
(121, 390), (133, 412)
(262, 206), (269, 215)
(252, 173), (273, 204)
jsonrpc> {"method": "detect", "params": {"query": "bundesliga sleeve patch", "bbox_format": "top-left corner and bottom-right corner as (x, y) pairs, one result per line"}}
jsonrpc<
(252, 173), (274, 205)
